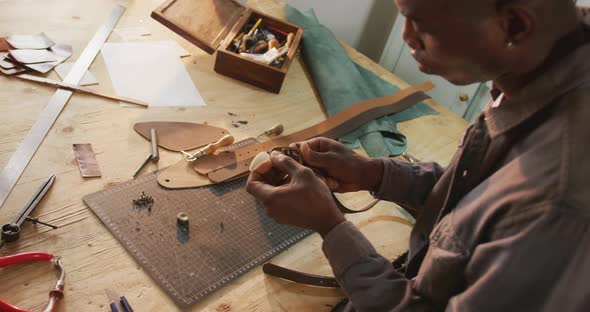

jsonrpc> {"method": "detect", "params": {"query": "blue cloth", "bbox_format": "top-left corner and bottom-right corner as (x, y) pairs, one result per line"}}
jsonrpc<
(285, 5), (438, 157)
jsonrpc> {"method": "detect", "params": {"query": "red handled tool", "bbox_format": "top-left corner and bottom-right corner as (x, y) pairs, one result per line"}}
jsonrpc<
(0, 252), (65, 312)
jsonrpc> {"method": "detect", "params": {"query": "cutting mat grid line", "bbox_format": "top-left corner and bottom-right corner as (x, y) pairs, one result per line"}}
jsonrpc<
(83, 171), (312, 307)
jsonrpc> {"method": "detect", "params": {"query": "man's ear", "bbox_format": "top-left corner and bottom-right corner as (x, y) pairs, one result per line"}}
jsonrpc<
(499, 5), (535, 46)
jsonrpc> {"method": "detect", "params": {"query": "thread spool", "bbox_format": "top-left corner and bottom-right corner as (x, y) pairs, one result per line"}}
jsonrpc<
(177, 213), (189, 226)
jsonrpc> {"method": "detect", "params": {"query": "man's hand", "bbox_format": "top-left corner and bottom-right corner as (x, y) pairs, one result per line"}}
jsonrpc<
(246, 151), (346, 237)
(297, 137), (384, 193)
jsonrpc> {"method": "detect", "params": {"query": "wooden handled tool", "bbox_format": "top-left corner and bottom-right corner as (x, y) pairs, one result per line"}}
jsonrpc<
(14, 74), (149, 107)
(239, 18), (263, 52)
(182, 134), (234, 162)
(257, 123), (284, 137)
(150, 128), (159, 162)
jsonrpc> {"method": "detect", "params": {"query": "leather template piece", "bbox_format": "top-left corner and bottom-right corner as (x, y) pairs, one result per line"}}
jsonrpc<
(202, 82), (434, 183)
(134, 122), (229, 152)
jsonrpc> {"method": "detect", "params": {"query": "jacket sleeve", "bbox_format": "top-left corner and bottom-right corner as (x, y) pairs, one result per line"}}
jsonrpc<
(373, 158), (445, 213)
(323, 210), (590, 312)
(322, 221), (437, 312)
(445, 209), (590, 312)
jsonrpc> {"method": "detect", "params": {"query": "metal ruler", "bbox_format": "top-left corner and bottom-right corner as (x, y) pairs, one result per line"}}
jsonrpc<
(0, 5), (126, 211)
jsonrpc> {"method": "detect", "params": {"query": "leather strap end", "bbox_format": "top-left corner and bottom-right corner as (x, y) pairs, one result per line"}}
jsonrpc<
(262, 263), (340, 288)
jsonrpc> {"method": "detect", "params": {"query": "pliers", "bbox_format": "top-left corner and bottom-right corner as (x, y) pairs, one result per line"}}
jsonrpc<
(0, 252), (65, 312)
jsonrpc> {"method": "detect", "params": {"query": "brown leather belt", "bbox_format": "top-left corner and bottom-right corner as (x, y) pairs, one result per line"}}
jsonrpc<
(261, 196), (378, 289)
(210, 83), (434, 288)
(194, 82), (435, 183)
(263, 262), (341, 288)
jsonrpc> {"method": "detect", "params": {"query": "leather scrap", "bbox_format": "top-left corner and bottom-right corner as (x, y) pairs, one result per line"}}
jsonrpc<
(24, 43), (72, 74)
(6, 33), (55, 49)
(202, 82), (434, 183)
(73, 144), (102, 178)
(0, 38), (12, 52)
(0, 64), (26, 75)
(0, 52), (16, 68)
(134, 122), (229, 152)
(8, 49), (57, 64)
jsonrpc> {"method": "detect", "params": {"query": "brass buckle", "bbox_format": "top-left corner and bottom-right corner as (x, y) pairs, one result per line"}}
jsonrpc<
(270, 146), (303, 164)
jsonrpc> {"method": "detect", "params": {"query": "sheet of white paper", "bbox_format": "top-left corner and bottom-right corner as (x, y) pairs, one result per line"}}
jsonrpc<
(55, 62), (98, 86)
(113, 40), (190, 58)
(144, 40), (190, 58)
(114, 27), (151, 41)
(101, 42), (205, 107)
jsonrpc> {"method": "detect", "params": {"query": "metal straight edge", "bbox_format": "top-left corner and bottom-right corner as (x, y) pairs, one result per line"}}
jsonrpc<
(0, 5), (126, 211)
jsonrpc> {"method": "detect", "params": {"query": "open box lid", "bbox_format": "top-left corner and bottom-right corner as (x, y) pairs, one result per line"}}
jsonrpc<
(152, 0), (248, 55)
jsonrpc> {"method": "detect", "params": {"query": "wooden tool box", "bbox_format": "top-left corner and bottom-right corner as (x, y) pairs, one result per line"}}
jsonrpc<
(151, 0), (304, 93)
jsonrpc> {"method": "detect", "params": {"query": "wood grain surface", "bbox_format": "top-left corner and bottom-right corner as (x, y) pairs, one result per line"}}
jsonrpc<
(0, 0), (468, 311)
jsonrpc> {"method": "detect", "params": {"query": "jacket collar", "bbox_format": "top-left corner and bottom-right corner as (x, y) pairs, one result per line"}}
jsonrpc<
(485, 24), (590, 139)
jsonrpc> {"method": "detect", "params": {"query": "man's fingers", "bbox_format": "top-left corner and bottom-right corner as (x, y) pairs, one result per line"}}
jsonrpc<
(246, 171), (277, 201)
(270, 151), (304, 176)
(300, 142), (339, 168)
(316, 173), (340, 191)
(252, 161), (288, 186)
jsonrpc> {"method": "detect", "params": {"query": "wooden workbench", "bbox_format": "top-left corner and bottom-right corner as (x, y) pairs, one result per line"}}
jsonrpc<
(0, 0), (468, 311)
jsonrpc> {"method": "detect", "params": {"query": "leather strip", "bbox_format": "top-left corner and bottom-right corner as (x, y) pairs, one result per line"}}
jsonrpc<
(201, 82), (434, 183)
(334, 194), (379, 214)
(260, 197), (381, 287)
(157, 138), (259, 189)
(262, 263), (340, 288)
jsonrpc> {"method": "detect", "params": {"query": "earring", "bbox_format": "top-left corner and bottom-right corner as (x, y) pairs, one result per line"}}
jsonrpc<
(506, 41), (514, 48)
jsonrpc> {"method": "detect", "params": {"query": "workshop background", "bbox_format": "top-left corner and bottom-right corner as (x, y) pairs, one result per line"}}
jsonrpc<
(288, 0), (590, 121)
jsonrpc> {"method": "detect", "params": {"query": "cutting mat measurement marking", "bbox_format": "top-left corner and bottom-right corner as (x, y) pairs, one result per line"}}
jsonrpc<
(219, 137), (260, 152)
(84, 172), (312, 307)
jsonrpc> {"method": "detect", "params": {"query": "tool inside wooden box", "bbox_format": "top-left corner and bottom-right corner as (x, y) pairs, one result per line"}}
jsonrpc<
(226, 14), (296, 68)
(151, 0), (303, 93)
